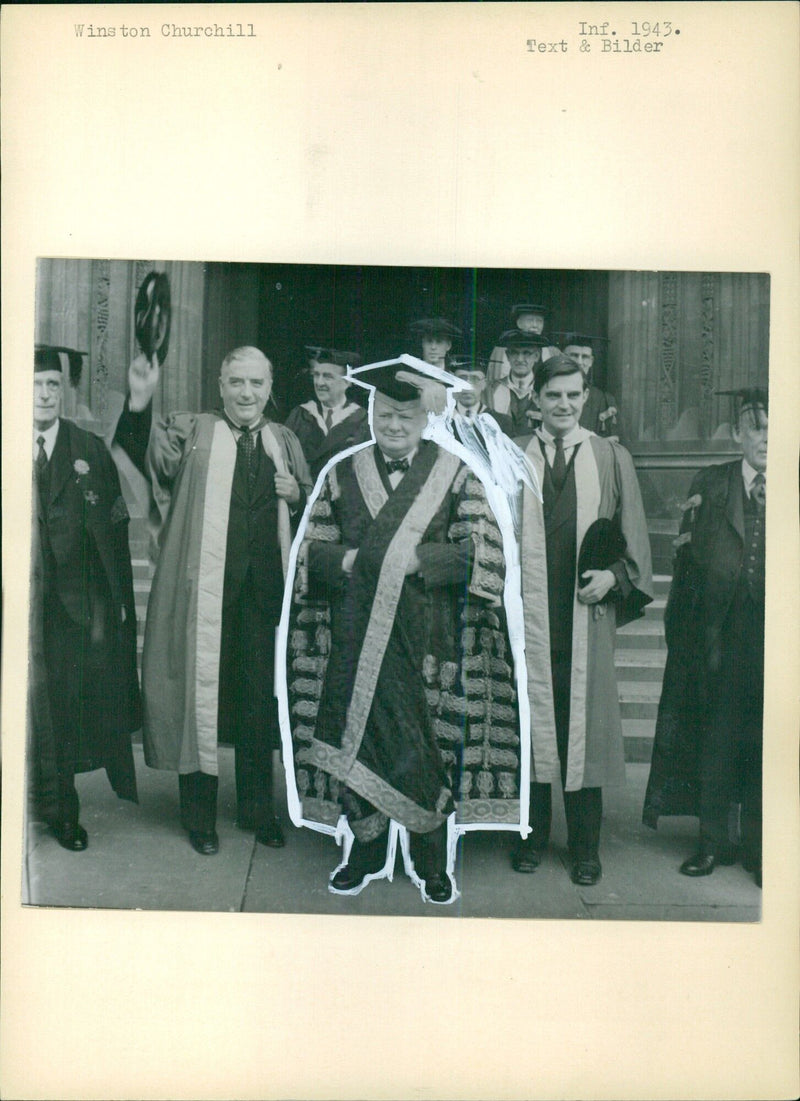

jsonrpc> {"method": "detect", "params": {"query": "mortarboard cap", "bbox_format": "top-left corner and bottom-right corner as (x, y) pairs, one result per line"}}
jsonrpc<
(304, 345), (362, 369)
(408, 317), (462, 341)
(449, 355), (490, 374)
(135, 271), (171, 365)
(497, 329), (550, 350)
(716, 387), (768, 425)
(511, 303), (548, 322)
(34, 344), (87, 386)
(350, 353), (467, 403)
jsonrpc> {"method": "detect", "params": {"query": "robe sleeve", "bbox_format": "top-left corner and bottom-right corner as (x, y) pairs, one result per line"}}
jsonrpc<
(146, 411), (199, 489)
(112, 395), (153, 476)
(298, 467), (346, 601)
(272, 421), (313, 520)
(610, 440), (654, 627)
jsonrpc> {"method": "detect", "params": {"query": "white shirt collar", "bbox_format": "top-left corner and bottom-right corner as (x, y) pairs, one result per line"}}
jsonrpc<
(536, 423), (584, 450)
(506, 374), (534, 399)
(742, 458), (763, 494)
(34, 419), (60, 460)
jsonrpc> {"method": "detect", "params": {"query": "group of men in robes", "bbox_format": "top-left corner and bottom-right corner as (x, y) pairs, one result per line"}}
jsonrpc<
(27, 317), (765, 901)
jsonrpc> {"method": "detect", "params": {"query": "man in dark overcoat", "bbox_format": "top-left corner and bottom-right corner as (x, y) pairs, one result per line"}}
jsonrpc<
(643, 389), (767, 887)
(29, 345), (140, 850)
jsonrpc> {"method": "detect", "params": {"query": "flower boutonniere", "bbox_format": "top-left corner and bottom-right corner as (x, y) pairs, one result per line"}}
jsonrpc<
(73, 459), (97, 505)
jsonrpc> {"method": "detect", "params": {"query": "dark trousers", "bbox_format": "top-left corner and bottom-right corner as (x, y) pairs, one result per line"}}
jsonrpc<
(529, 654), (603, 860)
(42, 599), (85, 828)
(179, 585), (279, 834)
(699, 595), (763, 863)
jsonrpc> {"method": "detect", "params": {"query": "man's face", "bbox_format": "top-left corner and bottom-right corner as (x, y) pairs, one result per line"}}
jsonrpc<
(218, 356), (271, 426)
(563, 344), (594, 378)
(454, 370), (486, 408)
(536, 370), (588, 438)
(734, 407), (768, 473)
(312, 362), (349, 408)
(516, 312), (545, 335)
(421, 335), (452, 364)
(507, 346), (541, 380)
(373, 392), (427, 459)
(33, 370), (63, 431)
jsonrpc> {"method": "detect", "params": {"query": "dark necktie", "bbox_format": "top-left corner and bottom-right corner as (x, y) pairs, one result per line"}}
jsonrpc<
(237, 426), (257, 490)
(751, 472), (766, 512)
(35, 436), (49, 502)
(386, 457), (410, 475)
(551, 436), (567, 492)
(324, 407), (333, 431)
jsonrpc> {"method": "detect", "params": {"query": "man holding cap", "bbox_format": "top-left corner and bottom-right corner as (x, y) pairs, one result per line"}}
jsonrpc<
(29, 345), (139, 850)
(517, 354), (652, 885)
(285, 356), (522, 904)
(285, 346), (369, 481)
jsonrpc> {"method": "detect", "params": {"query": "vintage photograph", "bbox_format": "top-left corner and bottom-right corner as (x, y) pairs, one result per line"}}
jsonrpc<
(24, 258), (768, 920)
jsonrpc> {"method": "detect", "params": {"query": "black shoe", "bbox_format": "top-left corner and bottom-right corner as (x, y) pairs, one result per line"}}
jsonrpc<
(511, 840), (544, 874)
(188, 830), (219, 855)
(570, 858), (602, 886)
(425, 873), (453, 903)
(330, 864), (370, 892)
(741, 852), (762, 887)
(53, 822), (88, 851)
(255, 819), (285, 848)
(680, 843), (736, 877)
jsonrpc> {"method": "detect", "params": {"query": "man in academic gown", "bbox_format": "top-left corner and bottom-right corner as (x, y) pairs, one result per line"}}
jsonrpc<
(115, 346), (312, 854)
(561, 333), (621, 440)
(285, 358), (522, 904)
(488, 329), (551, 439)
(409, 317), (462, 370)
(487, 303), (557, 392)
(29, 345), (139, 851)
(517, 354), (653, 885)
(284, 347), (369, 481)
(643, 389), (767, 887)
(450, 355), (514, 437)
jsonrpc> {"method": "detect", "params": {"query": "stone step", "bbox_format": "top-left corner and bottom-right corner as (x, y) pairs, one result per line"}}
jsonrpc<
(617, 620), (667, 650)
(614, 650), (667, 680)
(622, 719), (656, 763)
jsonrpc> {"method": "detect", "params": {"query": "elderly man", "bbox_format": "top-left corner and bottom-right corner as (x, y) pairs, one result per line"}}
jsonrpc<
(487, 303), (556, 391)
(489, 330), (550, 438)
(29, 345), (139, 850)
(644, 389), (767, 887)
(115, 346), (311, 854)
(517, 354), (652, 884)
(284, 346), (369, 481)
(285, 358), (522, 904)
(561, 333), (620, 439)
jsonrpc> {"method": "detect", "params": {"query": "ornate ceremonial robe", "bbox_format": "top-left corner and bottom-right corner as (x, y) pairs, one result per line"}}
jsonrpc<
(520, 430), (653, 791)
(284, 441), (522, 835)
(140, 413), (311, 776)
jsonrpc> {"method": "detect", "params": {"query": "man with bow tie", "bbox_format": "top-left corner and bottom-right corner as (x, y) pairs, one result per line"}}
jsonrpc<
(644, 389), (768, 887)
(115, 346), (312, 854)
(285, 358), (523, 904)
(29, 345), (139, 851)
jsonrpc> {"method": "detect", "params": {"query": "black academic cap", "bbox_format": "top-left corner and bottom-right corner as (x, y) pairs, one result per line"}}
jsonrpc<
(497, 329), (550, 350)
(350, 354), (463, 402)
(716, 387), (768, 425)
(557, 332), (611, 350)
(303, 345), (362, 369)
(408, 317), (462, 341)
(510, 303), (548, 322)
(135, 271), (171, 365)
(449, 355), (490, 374)
(34, 344), (87, 386)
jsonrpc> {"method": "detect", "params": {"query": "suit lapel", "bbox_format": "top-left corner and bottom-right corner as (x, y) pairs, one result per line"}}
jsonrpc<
(47, 419), (75, 504)
(724, 461), (745, 543)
